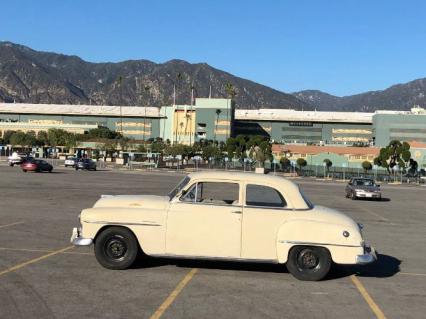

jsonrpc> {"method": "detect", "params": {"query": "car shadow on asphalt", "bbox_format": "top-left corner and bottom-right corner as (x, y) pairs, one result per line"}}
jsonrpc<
(355, 197), (391, 202)
(330, 253), (401, 279)
(132, 253), (401, 280)
(132, 256), (286, 274)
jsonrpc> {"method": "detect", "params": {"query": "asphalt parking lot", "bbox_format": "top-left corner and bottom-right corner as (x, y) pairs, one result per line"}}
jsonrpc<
(0, 165), (425, 319)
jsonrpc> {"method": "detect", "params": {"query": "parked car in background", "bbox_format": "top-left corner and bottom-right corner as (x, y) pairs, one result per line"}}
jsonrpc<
(65, 156), (78, 168)
(21, 159), (53, 173)
(75, 159), (97, 171)
(345, 178), (381, 200)
(8, 152), (33, 166)
(71, 171), (376, 281)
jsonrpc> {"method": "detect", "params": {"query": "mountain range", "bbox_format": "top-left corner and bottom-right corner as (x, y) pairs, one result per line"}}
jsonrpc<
(1, 41), (426, 112)
(293, 78), (426, 112)
(0, 42), (307, 110)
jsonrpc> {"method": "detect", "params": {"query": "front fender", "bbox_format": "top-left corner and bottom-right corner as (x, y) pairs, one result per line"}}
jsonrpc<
(80, 207), (167, 255)
(276, 219), (363, 264)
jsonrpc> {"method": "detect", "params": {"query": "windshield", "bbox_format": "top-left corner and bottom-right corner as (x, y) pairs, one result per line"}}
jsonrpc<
(354, 179), (374, 186)
(168, 176), (190, 200)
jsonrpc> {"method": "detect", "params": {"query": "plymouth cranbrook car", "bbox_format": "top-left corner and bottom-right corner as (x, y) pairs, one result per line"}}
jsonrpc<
(71, 171), (376, 281)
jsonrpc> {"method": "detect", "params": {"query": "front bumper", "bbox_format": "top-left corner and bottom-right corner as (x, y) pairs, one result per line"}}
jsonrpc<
(70, 227), (93, 246)
(355, 191), (381, 198)
(356, 244), (377, 265)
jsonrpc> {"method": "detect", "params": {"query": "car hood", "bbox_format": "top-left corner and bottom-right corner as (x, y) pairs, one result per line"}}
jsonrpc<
(93, 195), (170, 209)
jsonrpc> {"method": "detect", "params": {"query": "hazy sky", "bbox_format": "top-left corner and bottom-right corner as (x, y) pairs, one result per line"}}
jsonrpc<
(2, 0), (426, 96)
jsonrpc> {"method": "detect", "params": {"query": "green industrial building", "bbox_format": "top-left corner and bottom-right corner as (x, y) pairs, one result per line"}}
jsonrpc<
(1, 100), (425, 149)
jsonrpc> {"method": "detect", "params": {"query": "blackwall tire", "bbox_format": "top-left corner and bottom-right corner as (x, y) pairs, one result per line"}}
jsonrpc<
(286, 246), (332, 281)
(94, 227), (139, 270)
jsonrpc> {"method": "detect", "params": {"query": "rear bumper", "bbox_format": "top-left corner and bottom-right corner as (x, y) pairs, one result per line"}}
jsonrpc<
(70, 227), (93, 246)
(356, 244), (377, 265)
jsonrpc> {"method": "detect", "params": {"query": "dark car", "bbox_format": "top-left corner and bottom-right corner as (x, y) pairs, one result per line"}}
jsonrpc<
(75, 159), (97, 171)
(345, 178), (381, 200)
(21, 159), (53, 173)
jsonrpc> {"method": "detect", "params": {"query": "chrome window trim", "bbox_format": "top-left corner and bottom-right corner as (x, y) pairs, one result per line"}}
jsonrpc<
(178, 181), (241, 206)
(174, 202), (243, 208)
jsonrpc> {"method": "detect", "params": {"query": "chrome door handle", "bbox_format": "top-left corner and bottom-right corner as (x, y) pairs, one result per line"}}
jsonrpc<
(231, 210), (242, 214)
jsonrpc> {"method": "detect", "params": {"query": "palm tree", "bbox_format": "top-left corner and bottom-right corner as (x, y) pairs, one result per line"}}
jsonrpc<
(184, 112), (191, 143)
(143, 85), (150, 141)
(224, 83), (237, 139)
(117, 76), (123, 133)
(214, 109), (222, 142)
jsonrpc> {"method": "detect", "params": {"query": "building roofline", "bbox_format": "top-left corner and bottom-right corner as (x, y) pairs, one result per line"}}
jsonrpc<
(0, 103), (165, 118)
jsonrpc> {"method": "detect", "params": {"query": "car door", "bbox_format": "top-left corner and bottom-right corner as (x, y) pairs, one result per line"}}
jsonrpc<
(166, 180), (242, 258)
(241, 183), (291, 261)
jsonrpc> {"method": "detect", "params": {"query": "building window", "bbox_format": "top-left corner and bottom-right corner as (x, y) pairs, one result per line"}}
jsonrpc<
(289, 122), (314, 127)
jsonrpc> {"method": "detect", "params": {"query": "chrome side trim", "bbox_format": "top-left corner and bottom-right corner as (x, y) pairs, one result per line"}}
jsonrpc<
(148, 253), (279, 264)
(278, 240), (361, 248)
(83, 220), (161, 227)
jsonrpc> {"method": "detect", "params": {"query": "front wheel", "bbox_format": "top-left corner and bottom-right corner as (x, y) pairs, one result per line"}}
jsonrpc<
(94, 227), (139, 270)
(286, 246), (331, 281)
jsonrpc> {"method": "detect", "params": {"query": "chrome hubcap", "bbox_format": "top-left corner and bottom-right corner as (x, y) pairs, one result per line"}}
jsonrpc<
(297, 249), (319, 269)
(105, 236), (127, 260)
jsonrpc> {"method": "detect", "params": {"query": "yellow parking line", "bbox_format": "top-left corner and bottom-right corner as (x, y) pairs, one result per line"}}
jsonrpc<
(0, 221), (24, 229)
(0, 246), (74, 277)
(399, 272), (426, 277)
(350, 275), (387, 319)
(149, 268), (198, 319)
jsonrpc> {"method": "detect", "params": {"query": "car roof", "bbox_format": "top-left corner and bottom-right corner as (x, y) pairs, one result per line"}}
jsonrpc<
(187, 171), (309, 209)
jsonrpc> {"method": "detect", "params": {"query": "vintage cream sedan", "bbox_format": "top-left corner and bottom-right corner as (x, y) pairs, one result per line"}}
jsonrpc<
(70, 171), (376, 281)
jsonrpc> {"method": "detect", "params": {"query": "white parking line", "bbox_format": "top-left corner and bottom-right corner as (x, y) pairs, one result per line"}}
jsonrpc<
(0, 221), (24, 229)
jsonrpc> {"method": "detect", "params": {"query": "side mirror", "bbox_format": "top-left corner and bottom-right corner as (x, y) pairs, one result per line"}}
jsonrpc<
(376, 184), (380, 187)
(181, 189), (187, 196)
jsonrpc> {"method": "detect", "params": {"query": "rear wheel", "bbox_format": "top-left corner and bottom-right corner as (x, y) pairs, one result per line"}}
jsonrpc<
(286, 246), (331, 281)
(94, 227), (139, 270)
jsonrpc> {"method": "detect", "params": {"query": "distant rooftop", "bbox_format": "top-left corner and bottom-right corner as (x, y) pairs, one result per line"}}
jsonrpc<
(235, 109), (374, 123)
(272, 144), (380, 156)
(0, 103), (164, 118)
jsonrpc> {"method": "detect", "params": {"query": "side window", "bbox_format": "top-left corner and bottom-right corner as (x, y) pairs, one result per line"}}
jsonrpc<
(180, 182), (239, 205)
(246, 184), (286, 208)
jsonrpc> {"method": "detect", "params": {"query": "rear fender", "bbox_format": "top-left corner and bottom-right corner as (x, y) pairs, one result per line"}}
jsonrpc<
(276, 219), (362, 264)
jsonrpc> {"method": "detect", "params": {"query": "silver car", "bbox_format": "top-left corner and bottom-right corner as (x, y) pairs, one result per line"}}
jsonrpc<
(345, 178), (381, 200)
(65, 156), (78, 167)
